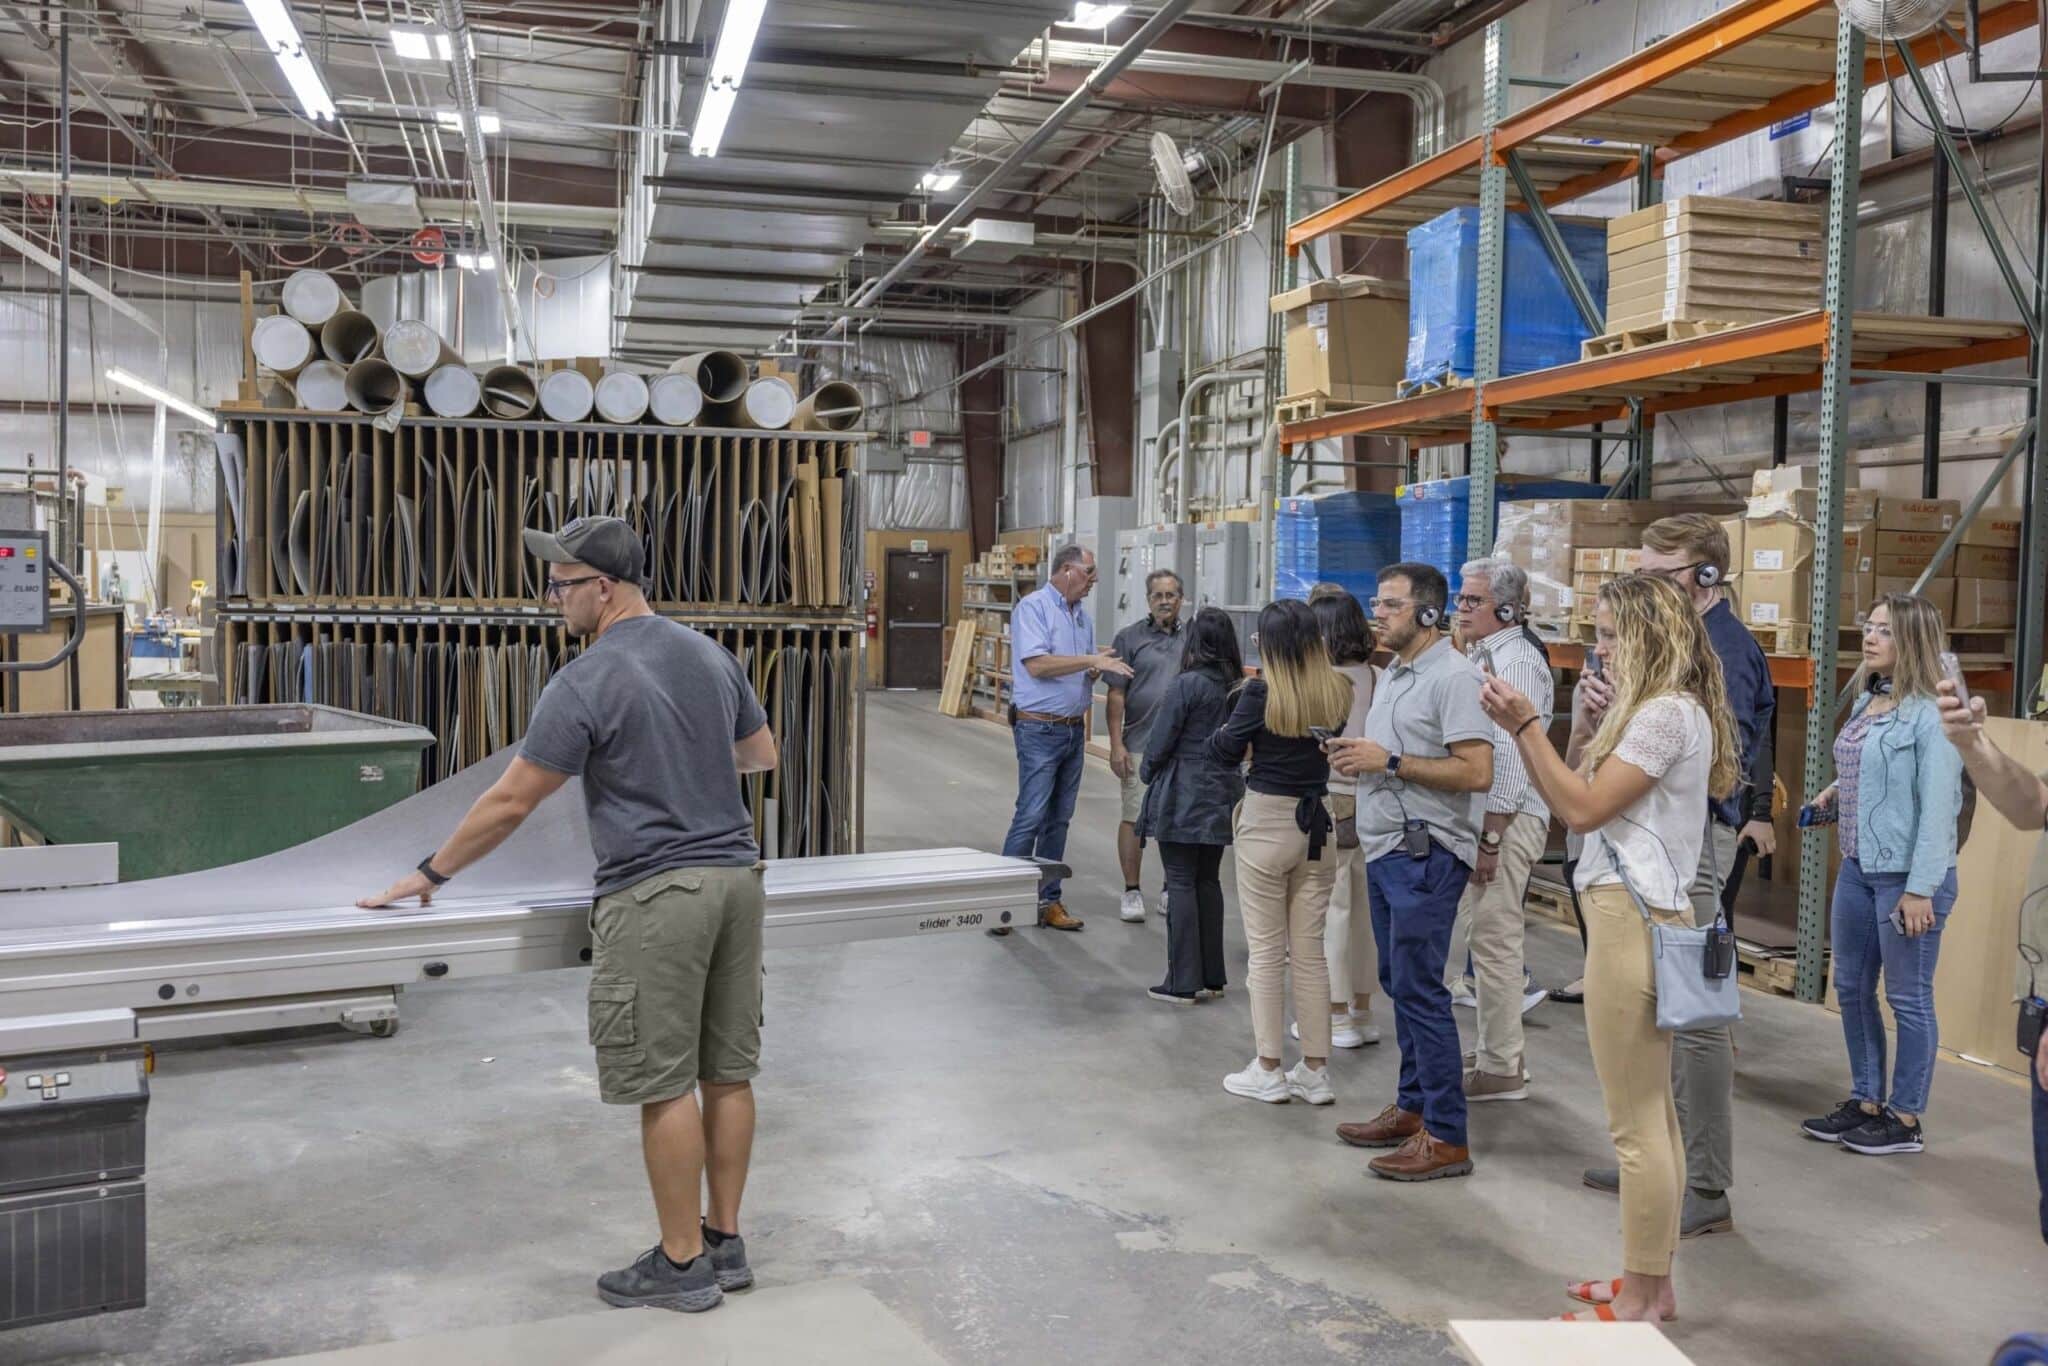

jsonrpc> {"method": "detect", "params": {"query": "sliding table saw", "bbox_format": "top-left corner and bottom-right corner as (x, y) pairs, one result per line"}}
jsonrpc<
(0, 746), (1047, 1330)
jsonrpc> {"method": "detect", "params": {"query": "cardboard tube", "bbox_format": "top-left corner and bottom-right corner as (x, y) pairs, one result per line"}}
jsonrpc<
(295, 359), (349, 412)
(344, 357), (408, 416)
(791, 381), (864, 432)
(424, 365), (482, 418)
(538, 367), (595, 422)
(481, 365), (537, 418)
(673, 350), (746, 404)
(647, 372), (704, 427)
(251, 314), (315, 378)
(281, 269), (349, 327)
(594, 371), (651, 424)
(384, 320), (460, 378)
(319, 309), (382, 365)
(708, 377), (797, 431)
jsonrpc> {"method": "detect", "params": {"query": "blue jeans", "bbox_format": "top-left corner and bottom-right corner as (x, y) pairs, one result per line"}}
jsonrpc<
(1829, 857), (1957, 1116)
(1002, 719), (1086, 906)
(2034, 1060), (2048, 1245)
(1369, 841), (1471, 1148)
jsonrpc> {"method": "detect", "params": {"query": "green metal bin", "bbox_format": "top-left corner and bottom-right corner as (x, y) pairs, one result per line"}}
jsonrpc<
(0, 706), (435, 881)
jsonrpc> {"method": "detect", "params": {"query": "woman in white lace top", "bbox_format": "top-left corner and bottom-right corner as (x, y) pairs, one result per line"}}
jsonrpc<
(1477, 573), (1738, 1326)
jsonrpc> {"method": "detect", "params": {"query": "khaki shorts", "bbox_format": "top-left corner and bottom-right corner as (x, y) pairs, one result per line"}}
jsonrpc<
(1120, 749), (1146, 824)
(587, 863), (764, 1106)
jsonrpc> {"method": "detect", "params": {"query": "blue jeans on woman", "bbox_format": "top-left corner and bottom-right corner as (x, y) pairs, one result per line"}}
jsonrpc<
(1829, 857), (1958, 1116)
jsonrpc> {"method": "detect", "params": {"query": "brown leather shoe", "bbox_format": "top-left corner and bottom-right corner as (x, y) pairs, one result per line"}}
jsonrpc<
(1368, 1130), (1474, 1182)
(1335, 1104), (1422, 1149)
(1038, 901), (1084, 932)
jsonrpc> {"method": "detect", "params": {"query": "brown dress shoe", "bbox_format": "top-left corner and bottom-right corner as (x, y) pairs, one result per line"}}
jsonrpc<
(1038, 901), (1084, 931)
(1368, 1130), (1474, 1182)
(1335, 1104), (1423, 1149)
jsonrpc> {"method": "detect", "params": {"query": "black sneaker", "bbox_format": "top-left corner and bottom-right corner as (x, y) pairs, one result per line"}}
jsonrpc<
(1147, 986), (1197, 1005)
(705, 1230), (753, 1291)
(596, 1245), (723, 1312)
(1801, 1099), (1874, 1144)
(1840, 1110), (1925, 1156)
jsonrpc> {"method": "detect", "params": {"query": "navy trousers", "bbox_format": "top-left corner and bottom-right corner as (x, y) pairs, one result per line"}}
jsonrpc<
(1369, 841), (1472, 1148)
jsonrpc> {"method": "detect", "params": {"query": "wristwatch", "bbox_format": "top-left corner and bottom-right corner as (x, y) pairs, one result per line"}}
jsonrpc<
(1385, 753), (1403, 776)
(1480, 830), (1504, 853)
(417, 856), (452, 886)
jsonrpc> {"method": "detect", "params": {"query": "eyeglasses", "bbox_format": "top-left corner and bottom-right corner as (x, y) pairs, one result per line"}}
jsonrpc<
(1368, 597), (1412, 615)
(1453, 593), (1492, 611)
(1861, 622), (1893, 639)
(543, 573), (609, 600)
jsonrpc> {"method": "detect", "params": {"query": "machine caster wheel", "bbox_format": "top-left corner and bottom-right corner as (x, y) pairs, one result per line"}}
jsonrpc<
(366, 1018), (399, 1039)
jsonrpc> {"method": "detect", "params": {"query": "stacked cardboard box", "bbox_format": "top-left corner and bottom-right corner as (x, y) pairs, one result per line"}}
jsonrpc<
(1953, 506), (2021, 629)
(1569, 546), (1644, 629)
(1270, 276), (1409, 405)
(1493, 497), (1725, 634)
(1604, 197), (1823, 334)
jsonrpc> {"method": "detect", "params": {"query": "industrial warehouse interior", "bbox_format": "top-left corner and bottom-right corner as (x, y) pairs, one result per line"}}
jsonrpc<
(2, 0), (2047, 1363)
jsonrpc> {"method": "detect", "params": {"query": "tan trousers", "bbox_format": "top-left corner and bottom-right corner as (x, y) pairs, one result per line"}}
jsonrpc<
(1324, 841), (1376, 1007)
(1583, 881), (1689, 1277)
(1450, 812), (1549, 1074)
(1233, 792), (1336, 1060)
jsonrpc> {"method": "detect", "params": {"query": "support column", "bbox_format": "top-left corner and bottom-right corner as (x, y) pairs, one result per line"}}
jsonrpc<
(1078, 261), (1137, 499)
(1468, 21), (1511, 554)
(960, 335), (1004, 555)
(1795, 12), (1867, 1003)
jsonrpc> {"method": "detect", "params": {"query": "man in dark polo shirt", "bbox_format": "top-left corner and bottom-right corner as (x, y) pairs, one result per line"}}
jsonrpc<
(360, 515), (777, 1315)
(1106, 569), (1185, 923)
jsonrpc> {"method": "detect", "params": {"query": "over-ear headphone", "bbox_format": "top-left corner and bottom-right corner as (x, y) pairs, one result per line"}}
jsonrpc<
(1494, 600), (1521, 625)
(1418, 600), (1442, 629)
(1693, 562), (1724, 589)
(1867, 673), (1893, 696)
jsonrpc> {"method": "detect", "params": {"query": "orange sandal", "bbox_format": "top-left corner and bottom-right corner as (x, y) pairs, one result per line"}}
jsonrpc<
(1556, 1305), (1623, 1323)
(1567, 1278), (1622, 1306)
(1557, 1294), (1677, 1324)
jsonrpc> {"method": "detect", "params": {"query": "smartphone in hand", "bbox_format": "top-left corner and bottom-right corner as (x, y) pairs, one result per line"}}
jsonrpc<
(1308, 725), (1335, 748)
(1939, 651), (1970, 710)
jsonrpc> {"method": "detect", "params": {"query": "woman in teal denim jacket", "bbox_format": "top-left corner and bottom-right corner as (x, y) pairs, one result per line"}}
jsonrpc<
(1800, 596), (1964, 1157)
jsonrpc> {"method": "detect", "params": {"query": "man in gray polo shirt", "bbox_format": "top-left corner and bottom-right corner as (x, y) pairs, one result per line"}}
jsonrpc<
(360, 515), (777, 1315)
(1326, 561), (1495, 1182)
(1106, 568), (1185, 923)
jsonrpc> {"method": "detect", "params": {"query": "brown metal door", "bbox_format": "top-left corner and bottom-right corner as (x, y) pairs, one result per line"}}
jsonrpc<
(884, 550), (947, 689)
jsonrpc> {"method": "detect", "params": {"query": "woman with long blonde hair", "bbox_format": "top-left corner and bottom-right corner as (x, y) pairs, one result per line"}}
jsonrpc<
(1211, 598), (1352, 1105)
(1798, 593), (1964, 1156)
(1478, 573), (1737, 1326)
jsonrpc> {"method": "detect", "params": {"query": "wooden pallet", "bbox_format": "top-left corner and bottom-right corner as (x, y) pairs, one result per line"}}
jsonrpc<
(1274, 392), (1377, 425)
(1396, 375), (1476, 399)
(1523, 876), (1577, 928)
(1737, 946), (1804, 997)
(1564, 617), (1601, 644)
(1579, 317), (1740, 358)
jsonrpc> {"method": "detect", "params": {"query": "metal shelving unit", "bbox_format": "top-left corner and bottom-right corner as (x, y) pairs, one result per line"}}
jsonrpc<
(1281, 0), (2048, 1000)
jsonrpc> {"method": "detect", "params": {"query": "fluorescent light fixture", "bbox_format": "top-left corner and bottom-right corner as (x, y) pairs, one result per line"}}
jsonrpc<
(239, 0), (336, 121)
(921, 171), (962, 192)
(390, 26), (430, 59)
(690, 0), (767, 157)
(690, 82), (739, 157)
(106, 368), (217, 430)
(437, 109), (500, 134)
(1061, 2), (1128, 26)
(455, 252), (496, 272)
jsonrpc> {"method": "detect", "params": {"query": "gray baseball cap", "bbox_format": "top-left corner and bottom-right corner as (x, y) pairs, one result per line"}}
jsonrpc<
(522, 515), (644, 583)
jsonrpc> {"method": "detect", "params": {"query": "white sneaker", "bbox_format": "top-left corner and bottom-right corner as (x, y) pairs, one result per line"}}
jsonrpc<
(1450, 981), (1478, 1009)
(1287, 1061), (1335, 1106)
(1291, 1014), (1372, 1049)
(1349, 1008), (1383, 1045)
(1521, 985), (1549, 1015)
(1222, 1059), (1290, 1103)
(1157, 889), (1170, 917)
(1119, 889), (1145, 923)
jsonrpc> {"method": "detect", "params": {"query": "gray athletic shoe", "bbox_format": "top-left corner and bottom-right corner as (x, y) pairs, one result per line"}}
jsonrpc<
(596, 1246), (723, 1313)
(1582, 1166), (1620, 1194)
(707, 1231), (754, 1291)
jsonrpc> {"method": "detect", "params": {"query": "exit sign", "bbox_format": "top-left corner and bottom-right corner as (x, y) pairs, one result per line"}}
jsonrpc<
(909, 429), (933, 449)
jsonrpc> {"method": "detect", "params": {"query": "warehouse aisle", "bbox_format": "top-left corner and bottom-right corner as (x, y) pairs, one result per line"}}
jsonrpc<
(9, 691), (2042, 1366)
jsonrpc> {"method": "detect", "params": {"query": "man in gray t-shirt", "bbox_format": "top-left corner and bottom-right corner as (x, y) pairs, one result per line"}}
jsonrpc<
(1326, 562), (1495, 1183)
(1105, 569), (1184, 922)
(359, 515), (777, 1316)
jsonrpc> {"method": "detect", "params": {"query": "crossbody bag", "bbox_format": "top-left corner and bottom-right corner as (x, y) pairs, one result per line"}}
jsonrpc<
(1602, 811), (1741, 1032)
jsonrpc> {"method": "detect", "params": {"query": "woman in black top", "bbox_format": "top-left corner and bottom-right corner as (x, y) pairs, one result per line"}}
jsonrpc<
(1211, 599), (1353, 1106)
(1137, 607), (1248, 1004)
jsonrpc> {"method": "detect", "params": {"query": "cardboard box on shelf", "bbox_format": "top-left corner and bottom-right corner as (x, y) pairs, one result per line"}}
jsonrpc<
(1842, 565), (1877, 623)
(1742, 568), (1812, 627)
(1721, 518), (1745, 573)
(1744, 518), (1813, 574)
(1953, 577), (2017, 629)
(1745, 486), (1880, 523)
(1961, 506), (2023, 548)
(1954, 544), (2020, 578)
(1271, 275), (1408, 404)
(1873, 528), (1947, 577)
(1874, 575), (1955, 618)
(1574, 547), (1645, 573)
(1876, 496), (1961, 533)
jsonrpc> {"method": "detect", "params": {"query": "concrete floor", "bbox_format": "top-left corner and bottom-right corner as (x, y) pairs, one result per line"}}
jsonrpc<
(11, 689), (2044, 1365)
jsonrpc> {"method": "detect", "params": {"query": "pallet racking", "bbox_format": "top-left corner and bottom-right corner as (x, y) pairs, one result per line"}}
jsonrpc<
(1280, 0), (2047, 999)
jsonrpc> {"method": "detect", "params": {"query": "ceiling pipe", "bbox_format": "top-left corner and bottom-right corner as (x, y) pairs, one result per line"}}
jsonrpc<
(438, 0), (533, 364)
(832, 0), (1202, 332)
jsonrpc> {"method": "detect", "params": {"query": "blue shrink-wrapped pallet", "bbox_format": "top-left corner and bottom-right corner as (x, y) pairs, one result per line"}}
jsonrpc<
(1404, 207), (1608, 391)
(1275, 490), (1403, 606)
(1397, 476), (1608, 597)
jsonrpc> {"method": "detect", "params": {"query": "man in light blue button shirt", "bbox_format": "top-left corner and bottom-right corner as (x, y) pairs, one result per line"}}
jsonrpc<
(993, 544), (1132, 934)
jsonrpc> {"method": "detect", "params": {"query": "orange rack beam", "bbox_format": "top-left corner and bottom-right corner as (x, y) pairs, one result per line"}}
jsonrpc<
(1544, 641), (2014, 698)
(1286, 0), (2038, 249)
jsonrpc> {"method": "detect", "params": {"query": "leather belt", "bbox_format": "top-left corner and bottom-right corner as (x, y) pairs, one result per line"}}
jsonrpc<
(1016, 710), (1086, 725)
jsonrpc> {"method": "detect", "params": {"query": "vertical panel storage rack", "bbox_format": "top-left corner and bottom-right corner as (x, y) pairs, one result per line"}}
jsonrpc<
(214, 410), (867, 858)
(1280, 0), (2045, 1000)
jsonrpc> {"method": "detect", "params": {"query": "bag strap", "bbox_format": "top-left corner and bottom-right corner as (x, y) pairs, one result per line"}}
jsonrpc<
(1597, 806), (1725, 931)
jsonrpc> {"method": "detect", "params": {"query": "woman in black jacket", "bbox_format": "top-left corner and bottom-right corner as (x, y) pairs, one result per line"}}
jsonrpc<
(1137, 607), (1248, 1005)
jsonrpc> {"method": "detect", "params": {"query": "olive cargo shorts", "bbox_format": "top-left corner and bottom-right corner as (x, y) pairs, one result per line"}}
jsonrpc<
(587, 863), (765, 1106)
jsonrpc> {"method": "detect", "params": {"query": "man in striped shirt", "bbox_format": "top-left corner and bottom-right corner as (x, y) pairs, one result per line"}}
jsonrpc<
(1449, 558), (1556, 1103)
